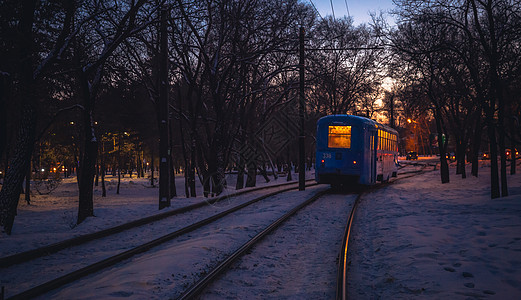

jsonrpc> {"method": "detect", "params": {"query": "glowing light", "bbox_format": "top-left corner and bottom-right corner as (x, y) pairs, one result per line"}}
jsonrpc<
(407, 118), (412, 123)
(70, 121), (74, 125)
(353, 160), (357, 164)
(41, 168), (45, 172)
(321, 159), (325, 163)
(328, 126), (352, 148)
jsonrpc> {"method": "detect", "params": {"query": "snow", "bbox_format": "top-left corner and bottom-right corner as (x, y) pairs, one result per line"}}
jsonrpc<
(1, 160), (520, 299)
(349, 160), (521, 298)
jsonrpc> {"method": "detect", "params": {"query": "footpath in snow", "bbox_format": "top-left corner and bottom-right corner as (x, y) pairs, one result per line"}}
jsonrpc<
(349, 161), (521, 299)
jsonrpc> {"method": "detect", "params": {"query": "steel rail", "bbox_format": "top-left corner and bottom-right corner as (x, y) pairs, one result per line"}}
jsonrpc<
(0, 179), (314, 268)
(178, 188), (332, 300)
(335, 193), (362, 300)
(6, 183), (319, 300)
(335, 169), (429, 300)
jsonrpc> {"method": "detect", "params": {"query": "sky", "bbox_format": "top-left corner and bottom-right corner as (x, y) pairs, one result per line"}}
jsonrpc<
(311, 0), (396, 25)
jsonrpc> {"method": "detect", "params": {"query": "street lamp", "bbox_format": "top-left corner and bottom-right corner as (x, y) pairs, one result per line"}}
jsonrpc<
(407, 118), (428, 155)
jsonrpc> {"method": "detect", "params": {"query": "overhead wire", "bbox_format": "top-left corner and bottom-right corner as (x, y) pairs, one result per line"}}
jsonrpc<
(344, 0), (350, 17)
(307, 0), (324, 21)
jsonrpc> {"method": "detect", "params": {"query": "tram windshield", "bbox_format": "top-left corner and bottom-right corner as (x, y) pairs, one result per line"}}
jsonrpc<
(328, 125), (351, 148)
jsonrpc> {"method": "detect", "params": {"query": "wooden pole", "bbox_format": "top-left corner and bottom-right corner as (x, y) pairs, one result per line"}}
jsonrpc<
(158, 6), (171, 208)
(299, 27), (305, 191)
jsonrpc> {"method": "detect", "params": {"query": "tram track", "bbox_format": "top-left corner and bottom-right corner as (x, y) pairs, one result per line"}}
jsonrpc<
(335, 167), (431, 300)
(3, 168), (428, 299)
(0, 179), (315, 269)
(2, 180), (317, 300)
(178, 188), (333, 299)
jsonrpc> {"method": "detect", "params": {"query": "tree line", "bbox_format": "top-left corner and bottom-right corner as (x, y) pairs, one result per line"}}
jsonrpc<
(1, 0), (520, 234)
(388, 0), (521, 197)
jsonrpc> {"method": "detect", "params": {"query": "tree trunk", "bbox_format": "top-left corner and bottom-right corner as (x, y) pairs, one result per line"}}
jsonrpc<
(94, 161), (99, 186)
(76, 67), (98, 224)
(77, 137), (97, 224)
(434, 106), (449, 183)
(485, 110), (500, 199)
(456, 139), (466, 179)
(179, 117), (190, 198)
(189, 138), (197, 197)
(0, 102), (37, 234)
(170, 120), (177, 198)
(245, 161), (257, 187)
(259, 163), (270, 183)
(0, 0), (38, 233)
(140, 150), (145, 177)
(498, 125), (508, 197)
(25, 162), (31, 205)
(117, 166), (121, 194)
(213, 137), (225, 196)
(101, 144), (106, 197)
(236, 155), (245, 190)
(0, 74), (7, 164)
(150, 150), (155, 187)
(511, 140), (517, 175)
(471, 114), (482, 177)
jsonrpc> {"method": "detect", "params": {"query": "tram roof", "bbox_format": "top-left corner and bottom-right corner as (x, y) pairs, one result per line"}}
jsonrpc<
(317, 114), (398, 135)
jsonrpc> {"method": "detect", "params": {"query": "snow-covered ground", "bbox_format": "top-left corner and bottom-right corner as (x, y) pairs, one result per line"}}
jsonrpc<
(349, 161), (521, 299)
(1, 161), (520, 299)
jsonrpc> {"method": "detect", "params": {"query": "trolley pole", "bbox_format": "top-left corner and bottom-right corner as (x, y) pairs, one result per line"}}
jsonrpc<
(158, 6), (171, 209)
(299, 26), (305, 191)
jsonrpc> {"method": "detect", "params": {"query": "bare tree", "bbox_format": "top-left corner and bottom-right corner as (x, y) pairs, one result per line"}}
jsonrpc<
(0, 0), (76, 234)
(307, 17), (386, 116)
(392, 0), (521, 197)
(73, 0), (151, 224)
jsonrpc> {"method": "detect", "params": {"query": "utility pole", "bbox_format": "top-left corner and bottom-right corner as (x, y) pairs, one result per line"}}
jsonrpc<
(389, 93), (395, 129)
(299, 26), (305, 191)
(158, 6), (171, 209)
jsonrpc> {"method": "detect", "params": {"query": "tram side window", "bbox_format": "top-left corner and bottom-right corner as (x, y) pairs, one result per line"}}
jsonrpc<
(378, 130), (382, 150)
(328, 126), (351, 148)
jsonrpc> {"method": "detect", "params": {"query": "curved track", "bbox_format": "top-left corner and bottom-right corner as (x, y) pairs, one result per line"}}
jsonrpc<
(335, 166), (435, 300)
(2, 180), (316, 299)
(3, 166), (432, 299)
(178, 188), (333, 299)
(0, 179), (315, 269)
(336, 193), (362, 300)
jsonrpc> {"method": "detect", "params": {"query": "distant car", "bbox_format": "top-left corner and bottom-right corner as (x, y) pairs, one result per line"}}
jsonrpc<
(482, 152), (490, 160)
(447, 152), (456, 161)
(406, 151), (418, 160)
(506, 149), (519, 160)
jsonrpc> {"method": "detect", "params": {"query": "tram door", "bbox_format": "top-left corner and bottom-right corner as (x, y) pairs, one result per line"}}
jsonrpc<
(370, 130), (377, 183)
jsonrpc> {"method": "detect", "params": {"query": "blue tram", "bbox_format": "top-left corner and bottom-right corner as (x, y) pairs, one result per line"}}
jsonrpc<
(315, 115), (399, 186)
